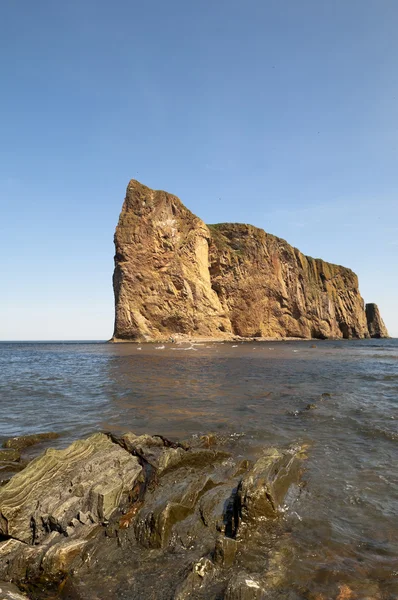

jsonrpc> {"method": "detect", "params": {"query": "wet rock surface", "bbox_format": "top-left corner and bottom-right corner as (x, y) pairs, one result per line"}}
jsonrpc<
(0, 433), (141, 544)
(0, 432), (306, 599)
(0, 450), (21, 463)
(0, 581), (30, 600)
(0, 434), (62, 487)
(2, 433), (60, 451)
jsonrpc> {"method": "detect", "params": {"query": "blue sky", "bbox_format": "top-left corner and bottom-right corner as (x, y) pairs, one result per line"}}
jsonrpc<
(1, 0), (397, 339)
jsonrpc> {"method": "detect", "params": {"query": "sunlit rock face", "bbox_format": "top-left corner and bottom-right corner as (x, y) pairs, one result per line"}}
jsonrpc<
(112, 180), (231, 341)
(112, 180), (386, 342)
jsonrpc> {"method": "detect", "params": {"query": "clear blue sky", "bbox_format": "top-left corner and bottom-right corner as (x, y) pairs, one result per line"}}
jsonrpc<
(1, 0), (397, 339)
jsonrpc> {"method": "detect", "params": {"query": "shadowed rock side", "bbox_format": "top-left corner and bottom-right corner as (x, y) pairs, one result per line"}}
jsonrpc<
(112, 180), (387, 341)
(366, 303), (389, 338)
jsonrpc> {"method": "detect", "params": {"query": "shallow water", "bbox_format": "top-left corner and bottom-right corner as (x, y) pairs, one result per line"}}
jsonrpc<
(1, 339), (397, 597)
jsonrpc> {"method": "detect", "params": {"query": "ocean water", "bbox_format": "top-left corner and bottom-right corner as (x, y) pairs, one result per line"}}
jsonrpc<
(1, 339), (397, 597)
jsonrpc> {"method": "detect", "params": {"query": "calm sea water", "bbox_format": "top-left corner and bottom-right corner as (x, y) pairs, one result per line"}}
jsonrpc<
(1, 339), (397, 597)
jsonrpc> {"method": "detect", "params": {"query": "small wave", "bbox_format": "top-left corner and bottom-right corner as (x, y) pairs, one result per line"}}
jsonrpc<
(360, 425), (398, 442)
(360, 373), (398, 382)
(362, 353), (398, 360)
(171, 346), (198, 351)
(361, 343), (397, 348)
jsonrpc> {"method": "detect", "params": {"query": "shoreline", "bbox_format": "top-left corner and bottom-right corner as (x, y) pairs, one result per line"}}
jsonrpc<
(108, 334), (373, 344)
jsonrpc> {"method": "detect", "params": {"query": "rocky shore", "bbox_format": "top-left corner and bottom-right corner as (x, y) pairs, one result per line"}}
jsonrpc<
(0, 431), (307, 599)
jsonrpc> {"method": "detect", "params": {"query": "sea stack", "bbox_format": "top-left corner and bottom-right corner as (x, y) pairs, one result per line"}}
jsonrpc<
(366, 303), (389, 338)
(112, 180), (388, 342)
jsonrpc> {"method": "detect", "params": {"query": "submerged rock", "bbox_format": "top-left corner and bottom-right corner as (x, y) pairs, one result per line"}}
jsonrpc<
(0, 450), (26, 488)
(0, 432), (306, 599)
(0, 449), (20, 462)
(2, 433), (60, 451)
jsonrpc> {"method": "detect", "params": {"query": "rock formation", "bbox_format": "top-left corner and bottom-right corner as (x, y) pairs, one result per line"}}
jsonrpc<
(0, 432), (306, 599)
(0, 433), (142, 544)
(112, 180), (388, 341)
(366, 303), (389, 338)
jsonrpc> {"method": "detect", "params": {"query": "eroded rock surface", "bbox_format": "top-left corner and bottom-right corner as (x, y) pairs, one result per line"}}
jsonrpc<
(365, 303), (389, 338)
(112, 180), (388, 341)
(237, 447), (303, 523)
(0, 432), (306, 600)
(0, 433), (63, 487)
(0, 432), (142, 544)
(112, 179), (231, 341)
(0, 581), (30, 600)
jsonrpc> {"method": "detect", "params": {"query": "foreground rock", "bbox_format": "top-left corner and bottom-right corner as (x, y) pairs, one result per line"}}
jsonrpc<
(0, 432), (306, 599)
(0, 433), (61, 487)
(112, 179), (388, 341)
(0, 581), (30, 599)
(0, 433), (141, 544)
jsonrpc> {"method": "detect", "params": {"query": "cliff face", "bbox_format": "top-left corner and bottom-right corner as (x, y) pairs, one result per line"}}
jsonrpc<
(366, 303), (389, 338)
(112, 180), (387, 341)
(207, 223), (369, 339)
(113, 180), (231, 341)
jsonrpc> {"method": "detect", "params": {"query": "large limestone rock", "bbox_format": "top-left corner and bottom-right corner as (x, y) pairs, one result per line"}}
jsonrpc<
(366, 303), (389, 338)
(112, 180), (386, 341)
(208, 223), (369, 339)
(113, 179), (231, 341)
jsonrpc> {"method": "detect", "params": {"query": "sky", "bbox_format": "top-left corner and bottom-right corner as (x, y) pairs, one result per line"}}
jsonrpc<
(1, 0), (397, 340)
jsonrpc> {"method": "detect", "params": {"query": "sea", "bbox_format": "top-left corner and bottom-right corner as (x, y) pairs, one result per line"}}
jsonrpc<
(0, 339), (397, 598)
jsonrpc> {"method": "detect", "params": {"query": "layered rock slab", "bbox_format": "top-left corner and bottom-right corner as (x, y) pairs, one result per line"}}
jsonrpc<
(112, 180), (388, 341)
(0, 432), (142, 544)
